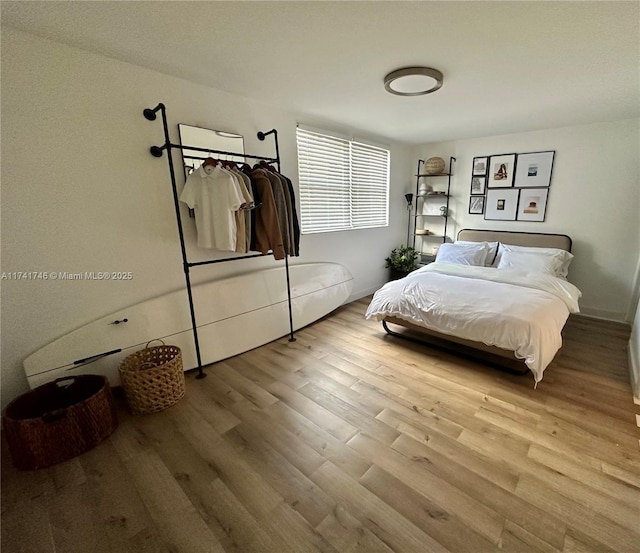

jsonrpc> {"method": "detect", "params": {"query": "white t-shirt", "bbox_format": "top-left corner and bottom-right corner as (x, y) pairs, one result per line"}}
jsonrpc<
(179, 165), (244, 250)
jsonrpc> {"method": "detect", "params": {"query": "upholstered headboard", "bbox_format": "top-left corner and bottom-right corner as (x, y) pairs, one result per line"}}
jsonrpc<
(457, 229), (572, 252)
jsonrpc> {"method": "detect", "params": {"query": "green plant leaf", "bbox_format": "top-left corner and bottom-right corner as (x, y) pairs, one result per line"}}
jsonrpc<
(385, 244), (419, 272)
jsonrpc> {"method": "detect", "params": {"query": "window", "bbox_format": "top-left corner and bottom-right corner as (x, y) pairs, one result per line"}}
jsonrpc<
(296, 127), (390, 234)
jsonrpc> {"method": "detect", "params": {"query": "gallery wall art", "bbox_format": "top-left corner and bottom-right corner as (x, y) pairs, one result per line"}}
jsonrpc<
(468, 150), (555, 222)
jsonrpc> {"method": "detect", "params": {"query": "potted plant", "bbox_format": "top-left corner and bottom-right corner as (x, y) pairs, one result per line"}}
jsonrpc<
(385, 245), (419, 280)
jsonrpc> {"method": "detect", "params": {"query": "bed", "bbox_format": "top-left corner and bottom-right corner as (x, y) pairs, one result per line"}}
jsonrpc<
(365, 229), (582, 384)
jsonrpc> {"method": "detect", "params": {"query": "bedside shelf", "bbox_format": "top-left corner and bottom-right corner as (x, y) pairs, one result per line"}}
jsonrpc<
(418, 253), (436, 265)
(412, 157), (455, 251)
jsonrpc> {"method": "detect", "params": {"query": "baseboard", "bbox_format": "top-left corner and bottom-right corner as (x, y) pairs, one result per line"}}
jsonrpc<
(629, 341), (640, 400)
(579, 306), (628, 323)
(347, 284), (381, 304)
(571, 313), (631, 330)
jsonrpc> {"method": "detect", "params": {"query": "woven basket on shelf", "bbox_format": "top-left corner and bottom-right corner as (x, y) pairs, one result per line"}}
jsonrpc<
(119, 340), (185, 415)
(2, 375), (118, 470)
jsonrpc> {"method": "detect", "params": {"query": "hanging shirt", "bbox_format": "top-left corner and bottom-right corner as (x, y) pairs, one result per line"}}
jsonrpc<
(226, 170), (246, 253)
(179, 164), (244, 250)
(231, 168), (254, 253)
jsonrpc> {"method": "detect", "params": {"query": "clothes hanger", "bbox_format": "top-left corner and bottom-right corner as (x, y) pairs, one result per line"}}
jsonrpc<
(259, 160), (276, 172)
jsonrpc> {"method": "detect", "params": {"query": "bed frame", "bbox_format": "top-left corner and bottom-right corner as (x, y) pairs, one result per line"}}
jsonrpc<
(381, 229), (572, 373)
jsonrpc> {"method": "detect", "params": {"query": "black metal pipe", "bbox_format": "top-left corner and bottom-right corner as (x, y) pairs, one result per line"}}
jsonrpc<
(150, 145), (166, 158)
(177, 144), (276, 160)
(182, 153), (277, 163)
(284, 255), (296, 342)
(188, 254), (264, 267)
(143, 103), (164, 121)
(257, 130), (291, 339)
(257, 129), (275, 140)
(255, 129), (291, 341)
(145, 104), (294, 374)
(170, 142), (277, 161)
(257, 130), (280, 171)
(156, 104), (206, 379)
(149, 142), (278, 162)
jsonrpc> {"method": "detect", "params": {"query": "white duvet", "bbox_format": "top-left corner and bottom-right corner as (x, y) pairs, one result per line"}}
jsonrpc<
(365, 263), (582, 383)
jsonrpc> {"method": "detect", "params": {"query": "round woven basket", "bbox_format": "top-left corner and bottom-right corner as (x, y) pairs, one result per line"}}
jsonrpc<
(425, 157), (446, 174)
(2, 375), (117, 470)
(119, 341), (185, 415)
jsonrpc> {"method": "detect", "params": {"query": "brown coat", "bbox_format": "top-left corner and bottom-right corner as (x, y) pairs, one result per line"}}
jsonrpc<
(250, 170), (285, 260)
(275, 173), (296, 256)
(258, 170), (291, 255)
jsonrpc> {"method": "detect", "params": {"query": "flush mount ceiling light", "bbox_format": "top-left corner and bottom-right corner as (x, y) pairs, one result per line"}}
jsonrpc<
(384, 66), (443, 96)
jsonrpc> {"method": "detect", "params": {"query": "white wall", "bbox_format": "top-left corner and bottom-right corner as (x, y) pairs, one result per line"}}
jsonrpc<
(0, 28), (411, 407)
(413, 119), (640, 322)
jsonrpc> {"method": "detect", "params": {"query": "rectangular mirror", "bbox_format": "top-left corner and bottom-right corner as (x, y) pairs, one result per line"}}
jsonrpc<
(178, 124), (245, 176)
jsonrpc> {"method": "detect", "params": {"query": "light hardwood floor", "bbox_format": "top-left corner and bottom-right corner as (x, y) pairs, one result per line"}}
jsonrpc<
(2, 298), (639, 553)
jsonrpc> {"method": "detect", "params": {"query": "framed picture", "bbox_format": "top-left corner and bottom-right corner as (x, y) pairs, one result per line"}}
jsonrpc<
(517, 188), (549, 222)
(469, 196), (485, 215)
(470, 176), (486, 195)
(514, 151), (555, 188)
(472, 156), (488, 176)
(487, 154), (516, 188)
(485, 188), (519, 220)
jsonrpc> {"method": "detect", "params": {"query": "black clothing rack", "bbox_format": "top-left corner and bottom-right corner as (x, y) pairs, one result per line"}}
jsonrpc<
(144, 102), (295, 380)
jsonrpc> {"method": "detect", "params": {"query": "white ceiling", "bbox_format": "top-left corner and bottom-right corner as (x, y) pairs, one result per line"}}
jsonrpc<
(2, 1), (639, 145)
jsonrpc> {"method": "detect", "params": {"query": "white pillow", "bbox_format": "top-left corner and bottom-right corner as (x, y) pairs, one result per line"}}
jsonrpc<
(435, 242), (489, 266)
(499, 244), (573, 278)
(496, 250), (559, 276)
(455, 240), (499, 266)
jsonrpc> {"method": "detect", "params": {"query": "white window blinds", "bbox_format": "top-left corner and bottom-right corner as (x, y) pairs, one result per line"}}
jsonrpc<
(296, 127), (389, 234)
